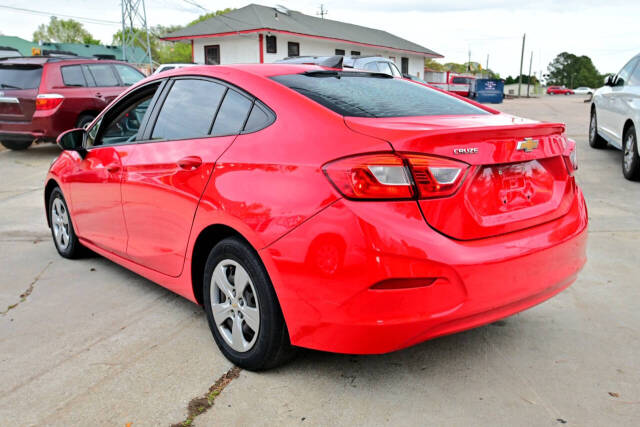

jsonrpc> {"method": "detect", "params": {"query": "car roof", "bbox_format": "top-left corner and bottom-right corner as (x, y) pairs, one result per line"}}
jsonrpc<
(0, 56), (133, 66)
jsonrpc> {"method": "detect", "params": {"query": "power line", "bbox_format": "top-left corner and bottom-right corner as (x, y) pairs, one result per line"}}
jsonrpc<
(0, 4), (120, 26)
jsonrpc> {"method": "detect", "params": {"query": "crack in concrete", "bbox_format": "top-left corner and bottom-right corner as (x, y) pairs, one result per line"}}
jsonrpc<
(170, 366), (241, 427)
(1, 261), (52, 316)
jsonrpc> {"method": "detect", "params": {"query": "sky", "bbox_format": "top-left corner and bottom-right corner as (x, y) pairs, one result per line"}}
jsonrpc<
(0, 0), (638, 77)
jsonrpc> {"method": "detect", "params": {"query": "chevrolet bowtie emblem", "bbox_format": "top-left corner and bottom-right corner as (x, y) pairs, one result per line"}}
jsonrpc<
(516, 138), (539, 152)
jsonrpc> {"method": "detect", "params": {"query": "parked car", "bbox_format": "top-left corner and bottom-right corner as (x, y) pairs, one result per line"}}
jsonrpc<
(0, 56), (144, 150)
(278, 55), (403, 77)
(425, 71), (476, 97)
(46, 63), (587, 370)
(590, 53), (640, 180)
(547, 86), (574, 95)
(153, 63), (198, 74)
(573, 87), (593, 95)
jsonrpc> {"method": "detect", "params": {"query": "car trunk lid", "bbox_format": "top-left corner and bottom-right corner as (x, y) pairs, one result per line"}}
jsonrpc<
(345, 114), (575, 240)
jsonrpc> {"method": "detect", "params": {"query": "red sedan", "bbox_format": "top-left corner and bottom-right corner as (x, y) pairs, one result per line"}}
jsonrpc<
(547, 85), (574, 95)
(45, 64), (587, 370)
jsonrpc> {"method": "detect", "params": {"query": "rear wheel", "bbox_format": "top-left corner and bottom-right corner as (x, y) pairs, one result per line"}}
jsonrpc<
(49, 187), (84, 258)
(1, 140), (32, 150)
(589, 109), (607, 149)
(76, 114), (95, 129)
(622, 125), (640, 181)
(203, 237), (294, 371)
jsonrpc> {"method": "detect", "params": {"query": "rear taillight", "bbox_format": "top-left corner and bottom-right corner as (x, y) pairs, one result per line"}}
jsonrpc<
(323, 153), (469, 200)
(563, 138), (578, 175)
(35, 94), (64, 110)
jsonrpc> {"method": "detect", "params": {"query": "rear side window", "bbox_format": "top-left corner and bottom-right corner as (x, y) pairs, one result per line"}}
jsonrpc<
(61, 65), (86, 87)
(87, 64), (119, 87)
(271, 72), (488, 117)
(452, 77), (470, 84)
(211, 89), (253, 136)
(243, 101), (273, 133)
(114, 64), (144, 86)
(152, 79), (226, 140)
(0, 65), (42, 89)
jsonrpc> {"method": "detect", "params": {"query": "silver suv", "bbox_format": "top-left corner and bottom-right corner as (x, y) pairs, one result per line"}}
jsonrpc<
(277, 55), (402, 77)
(590, 53), (640, 181)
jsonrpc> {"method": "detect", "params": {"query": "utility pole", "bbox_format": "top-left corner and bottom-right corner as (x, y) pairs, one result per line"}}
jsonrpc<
(518, 33), (526, 97)
(316, 4), (328, 19)
(486, 54), (489, 78)
(527, 51), (533, 97)
(468, 49), (471, 72)
(121, 0), (154, 72)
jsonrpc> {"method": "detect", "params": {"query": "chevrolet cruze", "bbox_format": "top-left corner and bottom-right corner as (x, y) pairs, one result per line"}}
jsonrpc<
(45, 63), (588, 370)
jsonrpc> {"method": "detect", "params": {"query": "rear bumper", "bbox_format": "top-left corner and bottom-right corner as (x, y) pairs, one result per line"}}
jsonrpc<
(0, 110), (71, 142)
(262, 186), (588, 354)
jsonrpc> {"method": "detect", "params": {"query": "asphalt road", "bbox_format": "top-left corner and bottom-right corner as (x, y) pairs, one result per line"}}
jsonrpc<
(1, 95), (638, 426)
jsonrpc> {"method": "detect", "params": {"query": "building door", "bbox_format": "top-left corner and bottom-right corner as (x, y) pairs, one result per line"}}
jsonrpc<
(205, 45), (220, 64)
(401, 57), (409, 74)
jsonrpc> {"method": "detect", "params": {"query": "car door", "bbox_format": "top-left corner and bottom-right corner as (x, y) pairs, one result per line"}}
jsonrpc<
(610, 57), (640, 141)
(120, 77), (254, 277)
(84, 63), (126, 107)
(600, 58), (638, 143)
(66, 81), (163, 256)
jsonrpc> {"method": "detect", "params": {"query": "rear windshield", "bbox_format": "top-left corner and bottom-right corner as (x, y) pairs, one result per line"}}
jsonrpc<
(0, 65), (42, 89)
(271, 72), (487, 117)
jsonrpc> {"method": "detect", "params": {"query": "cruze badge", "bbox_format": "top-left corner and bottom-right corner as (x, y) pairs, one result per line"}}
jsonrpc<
(453, 147), (478, 155)
(516, 138), (539, 152)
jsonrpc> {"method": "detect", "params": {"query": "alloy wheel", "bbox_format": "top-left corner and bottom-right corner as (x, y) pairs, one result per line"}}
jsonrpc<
(624, 133), (635, 172)
(210, 259), (260, 352)
(51, 198), (70, 250)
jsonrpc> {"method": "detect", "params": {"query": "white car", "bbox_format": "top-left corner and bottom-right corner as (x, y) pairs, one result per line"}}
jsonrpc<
(574, 87), (593, 95)
(590, 53), (640, 181)
(153, 63), (198, 74)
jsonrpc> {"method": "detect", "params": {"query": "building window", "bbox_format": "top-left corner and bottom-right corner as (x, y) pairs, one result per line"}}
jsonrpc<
(335, 49), (345, 56)
(351, 50), (361, 56)
(204, 45), (220, 65)
(287, 42), (300, 57)
(266, 35), (277, 54)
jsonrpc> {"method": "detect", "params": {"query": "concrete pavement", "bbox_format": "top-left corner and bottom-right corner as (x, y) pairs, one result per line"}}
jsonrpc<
(1, 96), (638, 426)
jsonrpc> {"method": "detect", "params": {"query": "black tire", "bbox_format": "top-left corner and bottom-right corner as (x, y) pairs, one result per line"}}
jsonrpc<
(622, 125), (640, 181)
(49, 187), (84, 258)
(76, 114), (95, 129)
(589, 109), (608, 149)
(203, 237), (295, 371)
(1, 140), (32, 150)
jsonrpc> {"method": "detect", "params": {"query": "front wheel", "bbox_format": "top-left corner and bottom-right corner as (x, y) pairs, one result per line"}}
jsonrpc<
(1, 140), (32, 150)
(203, 237), (295, 371)
(622, 126), (640, 181)
(49, 187), (84, 258)
(589, 109), (608, 149)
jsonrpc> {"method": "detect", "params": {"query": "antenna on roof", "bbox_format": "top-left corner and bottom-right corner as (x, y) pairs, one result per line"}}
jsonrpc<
(317, 4), (328, 19)
(274, 5), (290, 15)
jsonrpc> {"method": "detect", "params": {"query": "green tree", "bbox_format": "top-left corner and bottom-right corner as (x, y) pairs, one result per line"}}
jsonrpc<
(33, 17), (100, 44)
(546, 52), (602, 88)
(424, 58), (446, 71)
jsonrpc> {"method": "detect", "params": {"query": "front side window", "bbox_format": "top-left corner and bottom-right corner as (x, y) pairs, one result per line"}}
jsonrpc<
(61, 65), (86, 87)
(287, 42), (300, 57)
(629, 59), (640, 86)
(389, 63), (402, 77)
(616, 58), (639, 86)
(87, 64), (119, 87)
(271, 72), (489, 118)
(376, 62), (393, 75)
(87, 84), (160, 147)
(152, 79), (226, 140)
(114, 64), (144, 86)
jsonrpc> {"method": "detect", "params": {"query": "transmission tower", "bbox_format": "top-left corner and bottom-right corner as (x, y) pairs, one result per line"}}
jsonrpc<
(121, 0), (154, 71)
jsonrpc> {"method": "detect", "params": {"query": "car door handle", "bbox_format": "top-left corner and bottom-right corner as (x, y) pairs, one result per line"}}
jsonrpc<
(95, 92), (104, 99)
(105, 163), (120, 173)
(177, 156), (202, 170)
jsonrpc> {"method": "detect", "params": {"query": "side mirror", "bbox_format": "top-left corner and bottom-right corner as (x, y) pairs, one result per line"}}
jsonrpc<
(604, 75), (614, 86)
(57, 128), (86, 153)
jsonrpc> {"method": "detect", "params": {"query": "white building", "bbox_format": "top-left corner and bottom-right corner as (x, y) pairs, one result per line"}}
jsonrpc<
(163, 4), (443, 79)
